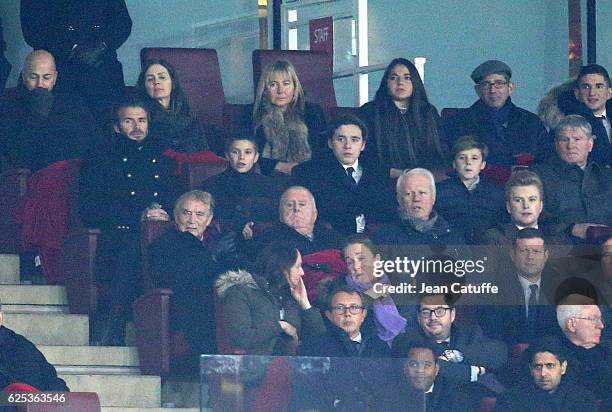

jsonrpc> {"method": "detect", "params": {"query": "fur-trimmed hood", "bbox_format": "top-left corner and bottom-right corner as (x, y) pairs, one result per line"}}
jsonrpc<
(537, 79), (575, 130)
(215, 269), (261, 298)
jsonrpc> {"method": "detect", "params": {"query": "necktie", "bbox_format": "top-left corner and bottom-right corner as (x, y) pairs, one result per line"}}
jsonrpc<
(526, 284), (539, 338)
(346, 167), (357, 186)
(528, 284), (538, 307)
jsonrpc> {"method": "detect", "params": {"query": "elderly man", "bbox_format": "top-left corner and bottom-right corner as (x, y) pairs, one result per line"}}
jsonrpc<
(394, 293), (507, 389)
(79, 96), (175, 345)
(373, 168), (464, 246)
(556, 295), (612, 408)
(495, 337), (598, 412)
(248, 185), (343, 257)
(149, 190), (235, 355)
(0, 50), (100, 171)
(540, 64), (611, 166)
(443, 60), (547, 169)
(299, 285), (389, 357)
(479, 229), (561, 346)
(534, 115), (611, 243)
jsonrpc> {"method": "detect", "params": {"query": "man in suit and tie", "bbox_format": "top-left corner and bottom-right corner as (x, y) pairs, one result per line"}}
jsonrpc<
(292, 114), (395, 234)
(479, 228), (561, 346)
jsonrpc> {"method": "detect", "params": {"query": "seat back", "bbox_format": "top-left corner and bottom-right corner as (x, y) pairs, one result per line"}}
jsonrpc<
(140, 48), (225, 128)
(140, 219), (174, 291)
(252, 50), (336, 109)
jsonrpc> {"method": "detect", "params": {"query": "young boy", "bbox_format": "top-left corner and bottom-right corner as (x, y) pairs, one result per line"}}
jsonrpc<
(201, 135), (281, 233)
(436, 135), (505, 243)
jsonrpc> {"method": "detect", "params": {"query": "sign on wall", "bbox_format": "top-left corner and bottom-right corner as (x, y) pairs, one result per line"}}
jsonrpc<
(309, 16), (333, 60)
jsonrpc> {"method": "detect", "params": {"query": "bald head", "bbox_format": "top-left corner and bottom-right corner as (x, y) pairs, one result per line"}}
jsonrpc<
(22, 50), (57, 91)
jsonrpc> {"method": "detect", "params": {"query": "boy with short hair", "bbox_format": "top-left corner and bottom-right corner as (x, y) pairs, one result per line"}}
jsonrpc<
(201, 135), (281, 232)
(436, 135), (504, 243)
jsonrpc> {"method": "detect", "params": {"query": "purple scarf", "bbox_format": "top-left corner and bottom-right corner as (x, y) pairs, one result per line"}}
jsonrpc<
(346, 274), (407, 344)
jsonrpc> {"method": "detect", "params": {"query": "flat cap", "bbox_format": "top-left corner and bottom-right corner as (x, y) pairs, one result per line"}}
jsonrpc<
(471, 60), (512, 83)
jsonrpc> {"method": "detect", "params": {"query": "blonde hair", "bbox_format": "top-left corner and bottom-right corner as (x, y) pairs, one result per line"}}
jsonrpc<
(253, 60), (306, 128)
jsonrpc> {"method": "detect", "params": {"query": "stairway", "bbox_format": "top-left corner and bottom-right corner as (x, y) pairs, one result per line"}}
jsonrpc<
(0, 254), (201, 411)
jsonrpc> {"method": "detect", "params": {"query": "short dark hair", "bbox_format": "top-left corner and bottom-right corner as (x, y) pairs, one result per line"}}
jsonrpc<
(451, 135), (489, 161)
(328, 114), (368, 142)
(512, 228), (546, 248)
(525, 336), (567, 365)
(325, 284), (365, 311)
(224, 134), (259, 154)
(113, 95), (149, 126)
(575, 64), (611, 88)
(253, 241), (299, 291)
(342, 234), (379, 259)
(418, 292), (455, 308)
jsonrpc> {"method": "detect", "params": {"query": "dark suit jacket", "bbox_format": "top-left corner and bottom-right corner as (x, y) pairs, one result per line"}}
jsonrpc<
(299, 321), (391, 358)
(292, 153), (395, 234)
(494, 381), (598, 412)
(478, 264), (561, 346)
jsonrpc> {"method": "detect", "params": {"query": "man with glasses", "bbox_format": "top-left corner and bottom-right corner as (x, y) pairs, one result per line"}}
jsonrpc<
(556, 294), (612, 409)
(533, 115), (611, 244)
(479, 228), (561, 346)
(299, 285), (389, 357)
(495, 337), (598, 412)
(443, 60), (547, 171)
(394, 293), (507, 392)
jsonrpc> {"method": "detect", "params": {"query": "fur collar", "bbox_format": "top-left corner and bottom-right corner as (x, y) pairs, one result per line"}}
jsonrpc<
(537, 79), (575, 129)
(261, 102), (311, 163)
(215, 269), (260, 298)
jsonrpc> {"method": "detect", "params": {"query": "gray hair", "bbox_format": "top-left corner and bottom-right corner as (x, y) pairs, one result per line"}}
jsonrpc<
(556, 304), (584, 331)
(173, 190), (214, 222)
(396, 168), (436, 198)
(279, 186), (317, 211)
(554, 114), (594, 141)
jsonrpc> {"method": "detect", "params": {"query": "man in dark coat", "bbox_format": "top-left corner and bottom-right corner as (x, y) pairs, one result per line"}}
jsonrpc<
(0, 17), (10, 92)
(0, 309), (68, 391)
(79, 96), (174, 345)
(443, 60), (548, 170)
(20, 0), (132, 130)
(478, 229), (562, 347)
(0, 50), (101, 172)
(539, 64), (611, 166)
(149, 190), (240, 356)
(495, 337), (598, 412)
(533, 115), (611, 244)
(293, 114), (395, 235)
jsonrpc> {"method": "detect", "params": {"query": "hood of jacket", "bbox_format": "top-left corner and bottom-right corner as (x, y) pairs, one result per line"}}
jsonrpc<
(537, 79), (576, 130)
(215, 269), (261, 298)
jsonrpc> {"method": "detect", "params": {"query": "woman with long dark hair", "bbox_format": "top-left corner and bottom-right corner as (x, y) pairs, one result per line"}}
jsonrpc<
(359, 58), (448, 178)
(252, 59), (326, 176)
(215, 242), (325, 354)
(136, 58), (211, 153)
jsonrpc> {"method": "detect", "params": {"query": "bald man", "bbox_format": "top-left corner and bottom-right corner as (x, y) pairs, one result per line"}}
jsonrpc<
(0, 50), (102, 172)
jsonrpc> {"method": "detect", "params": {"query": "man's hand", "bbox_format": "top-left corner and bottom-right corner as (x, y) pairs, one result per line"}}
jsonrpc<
(571, 223), (609, 239)
(209, 231), (238, 261)
(278, 320), (298, 341)
(389, 168), (404, 178)
(242, 221), (254, 240)
(141, 207), (170, 221)
(71, 43), (107, 68)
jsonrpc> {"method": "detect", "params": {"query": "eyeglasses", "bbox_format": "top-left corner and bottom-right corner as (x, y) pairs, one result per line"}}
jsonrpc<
(418, 307), (452, 318)
(573, 316), (604, 325)
(479, 80), (509, 89)
(330, 304), (365, 315)
(181, 209), (211, 219)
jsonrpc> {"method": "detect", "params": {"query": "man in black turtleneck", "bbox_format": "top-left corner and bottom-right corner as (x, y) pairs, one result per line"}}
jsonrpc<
(443, 60), (547, 171)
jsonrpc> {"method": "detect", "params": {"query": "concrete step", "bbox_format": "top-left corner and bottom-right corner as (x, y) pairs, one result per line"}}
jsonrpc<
(101, 409), (200, 412)
(61, 374), (161, 408)
(3, 312), (88, 346)
(0, 285), (68, 313)
(0, 254), (19, 284)
(39, 345), (140, 375)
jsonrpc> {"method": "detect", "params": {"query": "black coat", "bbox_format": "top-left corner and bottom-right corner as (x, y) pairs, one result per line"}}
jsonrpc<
(79, 135), (175, 230)
(443, 99), (548, 167)
(436, 174), (505, 243)
(299, 321), (391, 358)
(556, 88), (612, 166)
(0, 325), (68, 391)
(292, 153), (395, 234)
(149, 229), (222, 353)
(495, 381), (598, 412)
(252, 101), (327, 175)
(0, 89), (101, 172)
(146, 101), (211, 153)
(201, 167), (282, 232)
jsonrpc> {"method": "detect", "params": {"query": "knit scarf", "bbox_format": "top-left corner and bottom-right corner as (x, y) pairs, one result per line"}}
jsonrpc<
(345, 273), (407, 343)
(260, 102), (311, 163)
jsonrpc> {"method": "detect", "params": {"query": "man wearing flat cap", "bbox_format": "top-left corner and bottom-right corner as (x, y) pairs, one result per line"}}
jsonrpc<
(443, 60), (548, 174)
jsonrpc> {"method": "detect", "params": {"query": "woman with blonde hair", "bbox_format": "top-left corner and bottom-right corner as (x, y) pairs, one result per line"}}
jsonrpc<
(252, 60), (326, 175)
